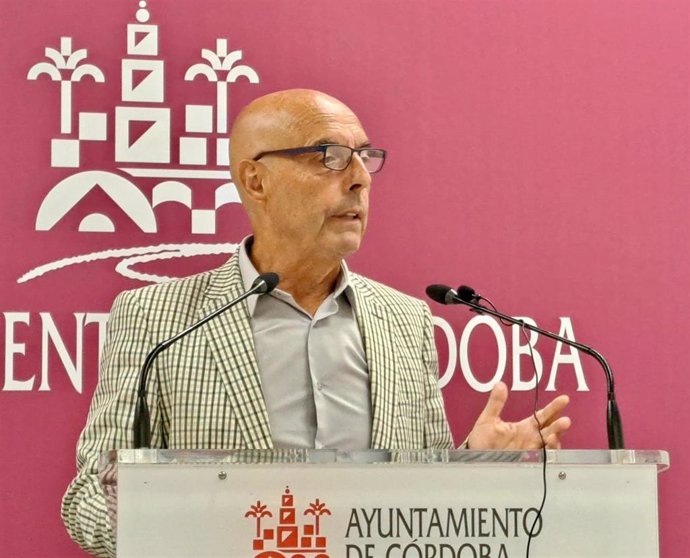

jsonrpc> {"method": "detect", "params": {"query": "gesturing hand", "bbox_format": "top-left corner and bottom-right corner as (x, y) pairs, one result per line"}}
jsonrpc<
(466, 382), (571, 450)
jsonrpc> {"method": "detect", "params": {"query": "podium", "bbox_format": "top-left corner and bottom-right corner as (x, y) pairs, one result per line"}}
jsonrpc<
(100, 449), (669, 558)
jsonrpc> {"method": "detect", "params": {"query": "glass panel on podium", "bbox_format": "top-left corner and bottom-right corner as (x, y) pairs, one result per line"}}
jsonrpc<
(100, 449), (669, 558)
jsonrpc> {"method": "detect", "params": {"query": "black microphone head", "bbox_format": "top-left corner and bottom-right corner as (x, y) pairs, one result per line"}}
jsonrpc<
(426, 284), (456, 305)
(253, 272), (280, 294)
(457, 285), (477, 303)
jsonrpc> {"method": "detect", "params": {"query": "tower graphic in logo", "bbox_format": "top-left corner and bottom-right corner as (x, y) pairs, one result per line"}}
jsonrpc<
(21, 0), (260, 284)
(245, 487), (331, 558)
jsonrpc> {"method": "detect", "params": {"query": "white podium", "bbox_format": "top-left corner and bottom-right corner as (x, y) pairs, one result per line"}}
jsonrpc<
(100, 449), (669, 558)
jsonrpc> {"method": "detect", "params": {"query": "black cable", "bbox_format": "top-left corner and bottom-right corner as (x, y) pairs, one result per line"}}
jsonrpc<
(439, 286), (562, 554)
(477, 296), (514, 327)
(468, 297), (548, 555)
(520, 323), (547, 558)
(470, 295), (549, 554)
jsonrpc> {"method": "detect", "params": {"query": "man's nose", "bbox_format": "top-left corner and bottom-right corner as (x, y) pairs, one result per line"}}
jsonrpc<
(347, 152), (372, 191)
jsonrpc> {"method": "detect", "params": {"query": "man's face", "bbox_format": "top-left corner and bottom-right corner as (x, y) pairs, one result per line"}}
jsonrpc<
(258, 98), (373, 262)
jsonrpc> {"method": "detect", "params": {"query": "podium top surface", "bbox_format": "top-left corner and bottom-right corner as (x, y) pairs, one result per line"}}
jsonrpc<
(102, 448), (670, 472)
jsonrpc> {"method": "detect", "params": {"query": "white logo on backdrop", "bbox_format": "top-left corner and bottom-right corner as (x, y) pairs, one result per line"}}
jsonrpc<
(21, 0), (259, 284)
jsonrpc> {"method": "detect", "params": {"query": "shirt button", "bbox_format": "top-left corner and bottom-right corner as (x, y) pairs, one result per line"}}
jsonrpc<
(317, 382), (324, 391)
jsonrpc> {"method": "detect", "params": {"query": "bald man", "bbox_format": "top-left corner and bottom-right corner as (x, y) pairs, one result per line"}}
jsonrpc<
(62, 89), (570, 557)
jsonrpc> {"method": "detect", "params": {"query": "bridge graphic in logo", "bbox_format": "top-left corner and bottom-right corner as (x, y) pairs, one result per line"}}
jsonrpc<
(21, 0), (260, 284)
(245, 487), (331, 558)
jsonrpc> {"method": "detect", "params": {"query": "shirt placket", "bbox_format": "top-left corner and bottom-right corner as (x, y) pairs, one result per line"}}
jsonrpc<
(309, 295), (339, 449)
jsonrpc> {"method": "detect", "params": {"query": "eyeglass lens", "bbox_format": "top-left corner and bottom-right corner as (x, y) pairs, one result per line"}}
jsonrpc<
(324, 145), (385, 173)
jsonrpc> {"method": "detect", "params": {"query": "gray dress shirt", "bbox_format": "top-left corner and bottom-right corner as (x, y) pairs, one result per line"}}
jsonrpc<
(238, 238), (372, 450)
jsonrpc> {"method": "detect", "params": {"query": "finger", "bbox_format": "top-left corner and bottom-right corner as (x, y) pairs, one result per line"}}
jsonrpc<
(477, 381), (509, 421)
(535, 394), (570, 426)
(542, 432), (562, 450)
(540, 416), (572, 446)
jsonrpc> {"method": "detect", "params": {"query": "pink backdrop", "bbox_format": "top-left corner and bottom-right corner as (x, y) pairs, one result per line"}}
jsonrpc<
(1, 1), (688, 555)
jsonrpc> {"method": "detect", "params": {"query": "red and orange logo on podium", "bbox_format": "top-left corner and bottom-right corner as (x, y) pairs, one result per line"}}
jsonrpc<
(245, 487), (331, 557)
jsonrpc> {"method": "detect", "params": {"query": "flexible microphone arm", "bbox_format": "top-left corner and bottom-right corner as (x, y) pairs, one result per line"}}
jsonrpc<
(133, 272), (280, 448)
(426, 284), (624, 450)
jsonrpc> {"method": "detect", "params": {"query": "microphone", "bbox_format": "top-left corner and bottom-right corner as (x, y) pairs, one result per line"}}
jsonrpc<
(426, 281), (625, 450)
(426, 284), (460, 305)
(133, 272), (280, 448)
(457, 285), (481, 304)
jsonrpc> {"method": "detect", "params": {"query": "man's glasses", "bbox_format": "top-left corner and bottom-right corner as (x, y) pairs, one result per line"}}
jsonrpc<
(253, 144), (387, 174)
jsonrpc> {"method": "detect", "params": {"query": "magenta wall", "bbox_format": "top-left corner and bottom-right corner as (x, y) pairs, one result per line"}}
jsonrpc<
(1, 1), (687, 556)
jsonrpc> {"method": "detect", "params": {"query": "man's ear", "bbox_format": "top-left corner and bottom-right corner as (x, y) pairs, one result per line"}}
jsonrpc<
(236, 159), (266, 202)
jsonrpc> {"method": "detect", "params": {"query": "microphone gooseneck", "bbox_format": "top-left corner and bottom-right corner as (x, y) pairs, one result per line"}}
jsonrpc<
(133, 272), (280, 448)
(426, 281), (624, 450)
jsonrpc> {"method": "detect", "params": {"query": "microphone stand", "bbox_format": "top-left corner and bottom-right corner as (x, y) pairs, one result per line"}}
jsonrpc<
(133, 274), (278, 448)
(447, 293), (624, 450)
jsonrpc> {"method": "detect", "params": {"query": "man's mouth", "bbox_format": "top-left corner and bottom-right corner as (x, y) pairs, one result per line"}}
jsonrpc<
(334, 208), (363, 220)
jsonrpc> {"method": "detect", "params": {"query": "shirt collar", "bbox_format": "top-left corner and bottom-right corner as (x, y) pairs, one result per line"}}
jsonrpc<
(237, 235), (356, 317)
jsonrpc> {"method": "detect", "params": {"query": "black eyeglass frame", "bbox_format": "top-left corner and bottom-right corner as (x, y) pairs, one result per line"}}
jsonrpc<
(252, 144), (387, 174)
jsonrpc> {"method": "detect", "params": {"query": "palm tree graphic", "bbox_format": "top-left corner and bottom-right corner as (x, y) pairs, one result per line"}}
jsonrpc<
(304, 499), (331, 536)
(184, 38), (259, 135)
(27, 37), (105, 134)
(245, 500), (273, 538)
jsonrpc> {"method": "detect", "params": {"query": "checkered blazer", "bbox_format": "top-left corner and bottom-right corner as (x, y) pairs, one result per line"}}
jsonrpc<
(61, 255), (453, 557)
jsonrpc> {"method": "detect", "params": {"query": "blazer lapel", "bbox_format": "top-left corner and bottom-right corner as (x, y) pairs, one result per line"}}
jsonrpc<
(351, 278), (398, 449)
(200, 256), (273, 449)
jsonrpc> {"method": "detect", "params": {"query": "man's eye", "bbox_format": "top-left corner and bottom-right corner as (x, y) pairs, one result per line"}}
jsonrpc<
(324, 149), (347, 166)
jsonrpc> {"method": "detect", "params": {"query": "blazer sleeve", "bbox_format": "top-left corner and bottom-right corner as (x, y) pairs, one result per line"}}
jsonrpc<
(61, 289), (164, 558)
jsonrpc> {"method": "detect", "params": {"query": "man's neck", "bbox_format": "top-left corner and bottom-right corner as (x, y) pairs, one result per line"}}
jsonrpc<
(248, 239), (342, 316)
